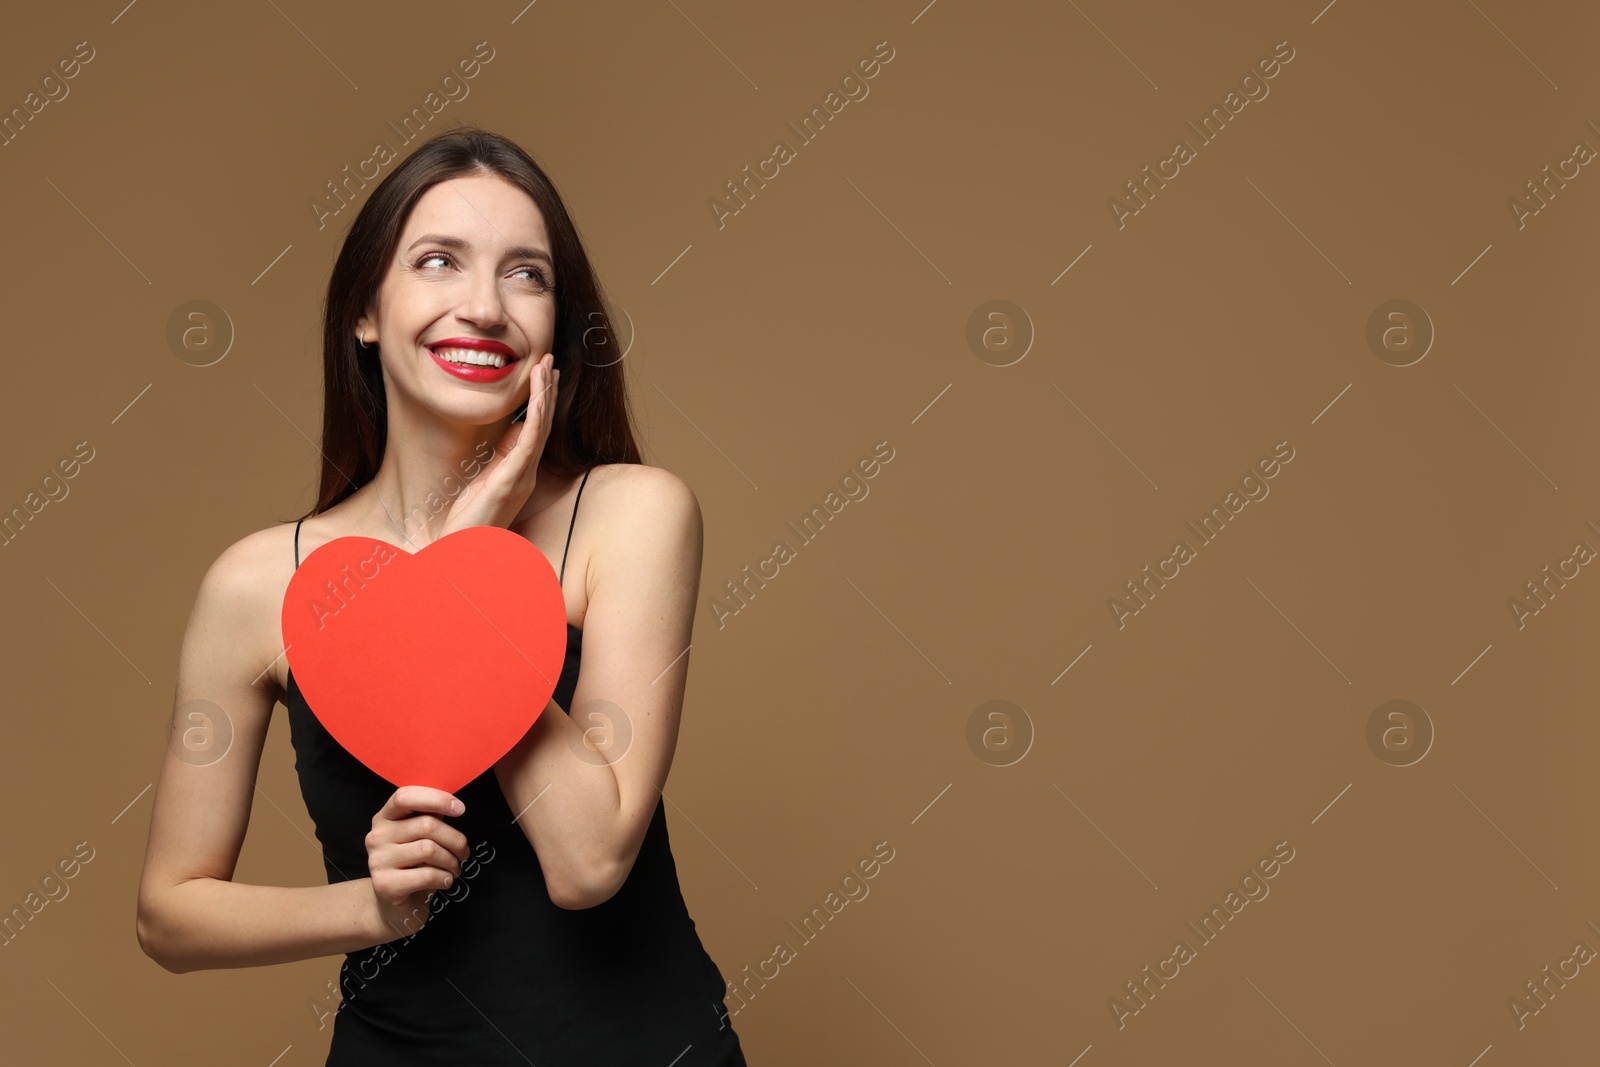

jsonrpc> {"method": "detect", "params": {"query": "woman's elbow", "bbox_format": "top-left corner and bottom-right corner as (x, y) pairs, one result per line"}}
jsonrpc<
(136, 896), (190, 974)
(549, 858), (625, 911)
(137, 914), (179, 973)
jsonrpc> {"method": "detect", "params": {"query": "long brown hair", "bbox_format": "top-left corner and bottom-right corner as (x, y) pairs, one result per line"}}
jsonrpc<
(298, 124), (640, 520)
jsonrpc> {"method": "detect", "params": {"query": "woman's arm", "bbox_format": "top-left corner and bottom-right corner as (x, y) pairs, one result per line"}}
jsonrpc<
(136, 530), (390, 972)
(494, 465), (703, 909)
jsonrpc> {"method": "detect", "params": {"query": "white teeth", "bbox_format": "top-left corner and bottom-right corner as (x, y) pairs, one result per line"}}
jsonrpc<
(432, 346), (510, 368)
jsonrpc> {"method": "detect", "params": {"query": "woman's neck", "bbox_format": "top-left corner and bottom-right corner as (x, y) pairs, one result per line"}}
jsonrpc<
(367, 410), (512, 547)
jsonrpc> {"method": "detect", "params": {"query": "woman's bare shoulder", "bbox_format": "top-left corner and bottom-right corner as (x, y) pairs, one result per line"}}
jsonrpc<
(583, 463), (700, 530)
(192, 521), (302, 696)
(580, 463), (702, 575)
(208, 521), (300, 588)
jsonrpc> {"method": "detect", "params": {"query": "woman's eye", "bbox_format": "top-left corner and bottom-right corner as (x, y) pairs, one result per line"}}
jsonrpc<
(415, 253), (551, 290)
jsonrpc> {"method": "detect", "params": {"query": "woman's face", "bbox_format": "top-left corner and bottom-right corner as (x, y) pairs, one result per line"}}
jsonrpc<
(359, 171), (557, 427)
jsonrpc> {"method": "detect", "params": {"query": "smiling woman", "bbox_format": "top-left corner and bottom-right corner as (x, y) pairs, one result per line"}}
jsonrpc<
(135, 127), (749, 1066)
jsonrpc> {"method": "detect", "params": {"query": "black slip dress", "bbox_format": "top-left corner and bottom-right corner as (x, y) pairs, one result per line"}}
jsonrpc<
(285, 469), (749, 1065)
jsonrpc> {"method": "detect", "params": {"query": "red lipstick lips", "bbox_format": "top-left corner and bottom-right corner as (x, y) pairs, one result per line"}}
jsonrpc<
(427, 337), (521, 383)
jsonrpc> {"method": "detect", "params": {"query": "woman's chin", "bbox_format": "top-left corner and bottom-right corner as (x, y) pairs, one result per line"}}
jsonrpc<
(398, 396), (515, 429)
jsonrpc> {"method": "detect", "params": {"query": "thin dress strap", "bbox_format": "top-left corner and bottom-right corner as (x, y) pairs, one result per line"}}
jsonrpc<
(558, 469), (591, 587)
(293, 517), (304, 569)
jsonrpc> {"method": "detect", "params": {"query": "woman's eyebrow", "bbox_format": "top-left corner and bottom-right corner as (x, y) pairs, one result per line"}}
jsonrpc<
(405, 232), (553, 266)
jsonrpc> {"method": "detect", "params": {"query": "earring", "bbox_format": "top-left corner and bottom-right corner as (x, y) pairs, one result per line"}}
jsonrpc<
(357, 333), (374, 351)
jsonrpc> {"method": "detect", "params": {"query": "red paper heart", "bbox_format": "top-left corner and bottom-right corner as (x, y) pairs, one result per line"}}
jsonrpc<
(281, 525), (568, 794)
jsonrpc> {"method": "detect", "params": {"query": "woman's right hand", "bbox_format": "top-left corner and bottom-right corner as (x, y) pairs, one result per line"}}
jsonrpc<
(366, 786), (471, 940)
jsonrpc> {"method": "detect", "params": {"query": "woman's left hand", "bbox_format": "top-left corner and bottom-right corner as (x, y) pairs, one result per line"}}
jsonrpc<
(438, 353), (558, 534)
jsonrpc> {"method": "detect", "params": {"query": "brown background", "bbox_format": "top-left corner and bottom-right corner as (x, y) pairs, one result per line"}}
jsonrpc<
(2, 0), (1596, 1063)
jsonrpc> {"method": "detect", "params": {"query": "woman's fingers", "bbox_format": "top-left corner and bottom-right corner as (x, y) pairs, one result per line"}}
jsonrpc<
(524, 357), (554, 455)
(371, 862), (454, 905)
(520, 358), (556, 473)
(538, 360), (558, 434)
(374, 837), (462, 878)
(385, 813), (471, 864)
(524, 358), (556, 460)
(483, 355), (553, 511)
(376, 786), (462, 823)
(490, 356), (549, 481)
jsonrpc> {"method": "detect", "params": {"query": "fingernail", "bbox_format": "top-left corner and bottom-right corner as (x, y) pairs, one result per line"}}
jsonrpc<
(451, 799), (464, 814)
